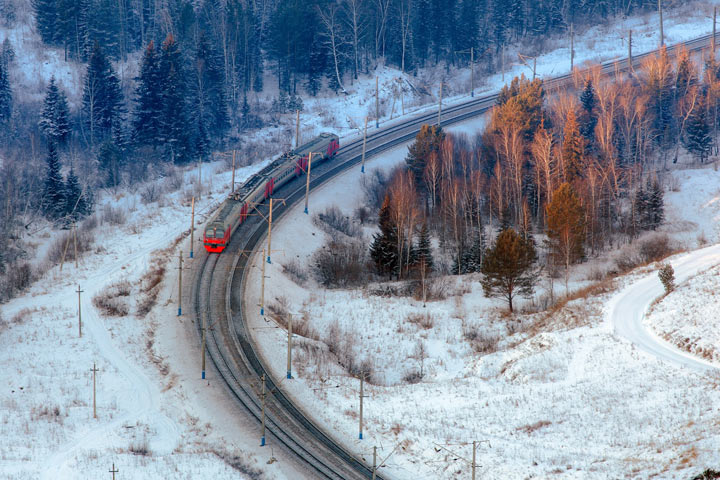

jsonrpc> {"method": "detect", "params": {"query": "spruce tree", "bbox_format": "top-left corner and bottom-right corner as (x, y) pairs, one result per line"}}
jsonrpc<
(578, 78), (597, 150)
(480, 227), (539, 313)
(82, 43), (123, 145)
(415, 222), (433, 272)
(633, 183), (648, 234)
(133, 41), (163, 147)
(369, 194), (399, 278)
(562, 110), (585, 183)
(63, 167), (90, 222)
(406, 124), (444, 192)
(39, 76), (70, 146)
(97, 139), (123, 188)
(195, 32), (229, 140)
(545, 183), (585, 291)
(33, 0), (57, 44)
(646, 178), (664, 231)
(684, 90), (712, 163)
(159, 35), (189, 163)
(43, 142), (66, 221)
(1, 38), (14, 67)
(0, 57), (10, 125)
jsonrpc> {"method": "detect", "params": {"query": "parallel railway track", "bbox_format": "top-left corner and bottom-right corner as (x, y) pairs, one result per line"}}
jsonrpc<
(192, 31), (720, 479)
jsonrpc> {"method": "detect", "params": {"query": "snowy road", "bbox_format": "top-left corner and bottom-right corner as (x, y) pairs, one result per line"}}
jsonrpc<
(608, 243), (720, 372)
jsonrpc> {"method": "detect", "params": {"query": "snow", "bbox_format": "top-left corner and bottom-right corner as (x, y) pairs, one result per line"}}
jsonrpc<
(6, 2), (720, 478)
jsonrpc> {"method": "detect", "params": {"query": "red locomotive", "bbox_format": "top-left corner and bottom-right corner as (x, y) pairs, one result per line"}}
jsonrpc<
(203, 133), (340, 253)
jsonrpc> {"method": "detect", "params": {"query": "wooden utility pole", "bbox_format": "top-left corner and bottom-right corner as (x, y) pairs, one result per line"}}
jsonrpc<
(197, 156), (202, 200)
(304, 153), (314, 214)
(91, 362), (99, 418)
(570, 24), (574, 71)
(361, 116), (368, 173)
(501, 44), (505, 82)
(190, 197), (195, 259)
(471, 441), (477, 480)
(286, 313), (293, 379)
(658, 0), (664, 47)
(177, 250), (183, 316)
(375, 76), (379, 128)
(109, 463), (118, 480)
(231, 150), (236, 195)
(359, 372), (366, 439)
(437, 83), (443, 127)
(260, 373), (267, 446)
(201, 314), (212, 380)
(372, 445), (377, 480)
(470, 47), (474, 97)
(76, 285), (83, 338)
(532, 57), (537, 80)
(628, 30), (633, 72)
(295, 110), (300, 148)
(266, 199), (273, 264)
(260, 248), (266, 316)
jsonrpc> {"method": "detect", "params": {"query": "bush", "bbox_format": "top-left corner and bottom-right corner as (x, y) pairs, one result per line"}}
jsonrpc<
(658, 263), (675, 294)
(311, 240), (368, 288)
(281, 259), (308, 285)
(312, 205), (361, 239)
(101, 204), (127, 226)
(638, 233), (673, 263)
(46, 230), (93, 264)
(93, 280), (132, 317)
(362, 168), (389, 210)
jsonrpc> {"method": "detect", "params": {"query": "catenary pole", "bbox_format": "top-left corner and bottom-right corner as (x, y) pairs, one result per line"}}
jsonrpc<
(201, 314), (207, 379)
(472, 440), (477, 480)
(286, 313), (292, 379)
(375, 76), (379, 128)
(91, 362), (99, 418)
(260, 248), (266, 316)
(628, 30), (633, 72)
(177, 250), (183, 316)
(304, 152), (313, 214)
(361, 116), (368, 173)
(296, 110), (300, 148)
(570, 23), (574, 71)
(109, 463), (118, 480)
(372, 445), (377, 480)
(261, 373), (267, 446)
(470, 47), (474, 97)
(359, 373), (364, 439)
(714, 7), (717, 56)
(658, 0), (664, 47)
(267, 198), (273, 264)
(190, 196), (195, 259)
(437, 82), (443, 126)
(231, 150), (236, 195)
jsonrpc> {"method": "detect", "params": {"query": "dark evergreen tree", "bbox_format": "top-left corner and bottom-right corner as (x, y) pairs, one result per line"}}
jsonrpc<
(645, 178), (664, 231)
(240, 94), (251, 130)
(97, 139), (123, 188)
(684, 91), (712, 163)
(0, 57), (10, 125)
(84, 0), (121, 59)
(33, 0), (57, 44)
(63, 167), (91, 222)
(55, 0), (82, 60)
(415, 222), (433, 272)
(491, 0), (508, 52)
(39, 77), (71, 146)
(159, 35), (190, 163)
(633, 183), (647, 234)
(82, 43), (124, 145)
(406, 124), (444, 193)
(43, 142), (66, 220)
(370, 194), (399, 277)
(579, 78), (597, 150)
(133, 41), (163, 147)
(195, 32), (229, 141)
(1, 38), (15, 66)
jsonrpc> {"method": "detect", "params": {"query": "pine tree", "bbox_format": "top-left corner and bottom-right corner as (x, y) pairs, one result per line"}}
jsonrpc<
(370, 194), (399, 277)
(63, 167), (90, 222)
(1, 38), (14, 66)
(646, 178), (664, 231)
(43, 142), (66, 220)
(415, 222), (433, 272)
(39, 76), (70, 146)
(33, 0), (57, 44)
(159, 35), (189, 163)
(684, 90), (712, 163)
(545, 182), (585, 291)
(133, 41), (163, 147)
(562, 109), (585, 183)
(578, 78), (597, 150)
(82, 42), (123, 145)
(195, 32), (229, 141)
(633, 183), (647, 234)
(406, 124), (445, 192)
(0, 57), (10, 125)
(240, 94), (251, 130)
(480, 227), (539, 313)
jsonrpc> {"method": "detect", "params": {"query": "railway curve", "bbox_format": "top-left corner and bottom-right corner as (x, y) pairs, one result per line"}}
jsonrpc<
(192, 31), (720, 479)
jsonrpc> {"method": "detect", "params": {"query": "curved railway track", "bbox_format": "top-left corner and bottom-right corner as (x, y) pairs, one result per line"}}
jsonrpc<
(192, 32), (720, 479)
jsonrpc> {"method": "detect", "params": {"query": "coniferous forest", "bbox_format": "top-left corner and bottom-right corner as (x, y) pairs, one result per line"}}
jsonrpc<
(0, 0), (700, 301)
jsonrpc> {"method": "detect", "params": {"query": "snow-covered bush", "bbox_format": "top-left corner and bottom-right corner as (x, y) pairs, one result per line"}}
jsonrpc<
(658, 263), (675, 294)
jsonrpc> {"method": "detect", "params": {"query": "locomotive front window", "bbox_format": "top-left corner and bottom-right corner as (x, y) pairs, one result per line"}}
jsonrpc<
(205, 230), (214, 238)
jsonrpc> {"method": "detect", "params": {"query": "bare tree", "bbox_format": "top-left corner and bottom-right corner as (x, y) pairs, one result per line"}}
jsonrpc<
(318, 2), (347, 94)
(342, 0), (366, 80)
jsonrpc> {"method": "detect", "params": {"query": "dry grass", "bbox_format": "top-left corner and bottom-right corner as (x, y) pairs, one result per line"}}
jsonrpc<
(517, 420), (551, 435)
(406, 312), (435, 330)
(92, 280), (132, 317)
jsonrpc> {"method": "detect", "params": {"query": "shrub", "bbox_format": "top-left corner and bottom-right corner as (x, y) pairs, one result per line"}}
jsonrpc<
(140, 182), (161, 204)
(312, 205), (361, 238)
(658, 263), (675, 294)
(311, 240), (367, 288)
(638, 233), (673, 263)
(101, 204), (127, 225)
(93, 281), (132, 317)
(281, 259), (308, 285)
(46, 230), (93, 264)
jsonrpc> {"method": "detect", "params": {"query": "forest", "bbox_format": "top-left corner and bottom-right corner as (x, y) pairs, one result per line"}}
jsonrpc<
(0, 0), (686, 301)
(366, 46), (715, 310)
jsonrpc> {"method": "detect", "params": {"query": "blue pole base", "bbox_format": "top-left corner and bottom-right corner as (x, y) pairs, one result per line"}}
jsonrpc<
(261, 436), (266, 446)
(286, 372), (291, 379)
(178, 307), (182, 316)
(359, 433), (363, 440)
(190, 251), (193, 258)
(267, 256), (271, 264)
(202, 370), (205, 379)
(361, 165), (365, 173)
(304, 206), (308, 214)
(260, 307), (264, 316)
(376, 121), (379, 129)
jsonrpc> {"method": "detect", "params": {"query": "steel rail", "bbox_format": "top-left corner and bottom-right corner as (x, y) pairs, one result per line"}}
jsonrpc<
(194, 31), (720, 479)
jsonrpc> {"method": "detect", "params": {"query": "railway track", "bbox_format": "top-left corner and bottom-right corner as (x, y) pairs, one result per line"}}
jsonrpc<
(192, 31), (720, 479)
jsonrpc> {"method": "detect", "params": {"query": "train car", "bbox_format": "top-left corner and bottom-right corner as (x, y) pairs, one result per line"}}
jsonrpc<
(203, 133), (339, 253)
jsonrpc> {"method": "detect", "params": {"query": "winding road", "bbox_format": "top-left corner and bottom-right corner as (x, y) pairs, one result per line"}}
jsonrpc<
(608, 244), (720, 373)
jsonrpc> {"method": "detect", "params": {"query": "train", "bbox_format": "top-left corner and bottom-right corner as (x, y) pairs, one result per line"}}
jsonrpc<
(203, 133), (340, 253)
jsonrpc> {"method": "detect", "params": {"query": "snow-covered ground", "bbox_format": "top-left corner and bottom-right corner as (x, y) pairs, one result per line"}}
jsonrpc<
(243, 142), (720, 479)
(6, 2), (720, 478)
